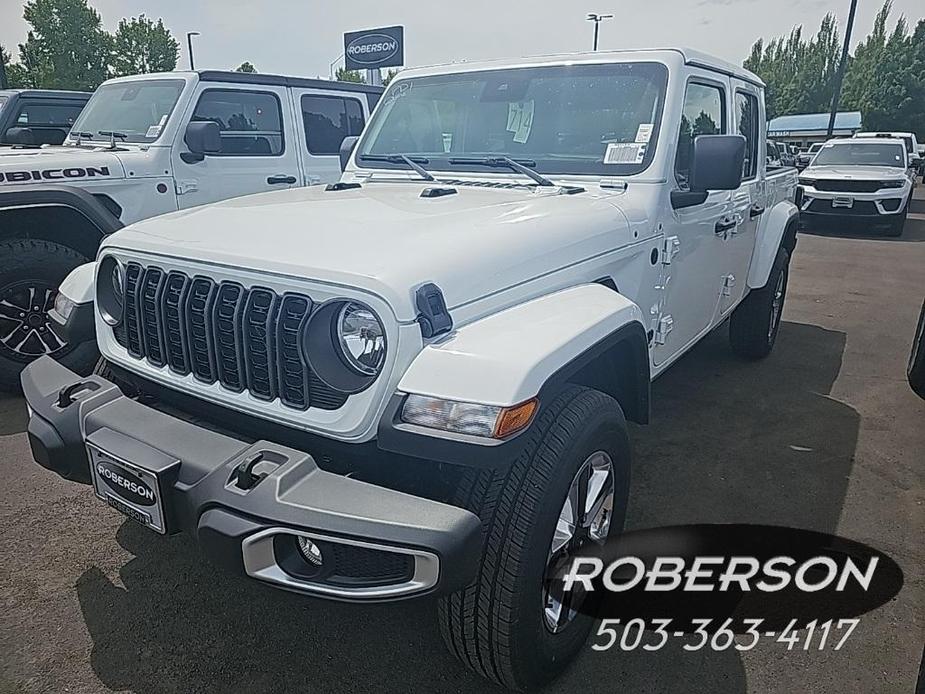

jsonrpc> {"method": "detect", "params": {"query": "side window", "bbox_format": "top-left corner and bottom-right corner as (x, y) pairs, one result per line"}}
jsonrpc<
(675, 82), (726, 189)
(301, 95), (365, 155)
(14, 102), (83, 127)
(735, 92), (759, 178)
(191, 89), (283, 156)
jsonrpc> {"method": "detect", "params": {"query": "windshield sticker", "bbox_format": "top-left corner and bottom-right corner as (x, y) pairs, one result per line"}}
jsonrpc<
(506, 100), (534, 144)
(145, 125), (162, 138)
(385, 81), (413, 104)
(441, 132), (453, 152)
(605, 142), (646, 164)
(635, 123), (654, 143)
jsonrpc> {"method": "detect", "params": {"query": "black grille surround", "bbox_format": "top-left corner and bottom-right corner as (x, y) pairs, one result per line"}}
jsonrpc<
(111, 262), (348, 411)
(810, 179), (890, 193)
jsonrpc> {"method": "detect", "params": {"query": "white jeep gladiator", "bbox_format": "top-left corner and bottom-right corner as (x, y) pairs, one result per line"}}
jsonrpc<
(798, 137), (916, 236)
(22, 48), (799, 690)
(0, 70), (382, 389)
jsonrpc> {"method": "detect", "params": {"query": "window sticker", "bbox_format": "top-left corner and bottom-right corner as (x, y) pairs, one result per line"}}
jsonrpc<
(385, 81), (413, 104)
(506, 100), (535, 144)
(604, 142), (646, 164)
(635, 123), (654, 143)
(145, 125), (162, 138)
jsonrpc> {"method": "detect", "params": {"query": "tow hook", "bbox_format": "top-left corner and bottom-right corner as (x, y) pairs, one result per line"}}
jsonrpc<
(233, 452), (276, 490)
(56, 381), (98, 408)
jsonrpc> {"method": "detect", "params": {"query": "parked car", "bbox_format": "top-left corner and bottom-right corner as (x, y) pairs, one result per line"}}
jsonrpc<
(910, 300), (925, 399)
(796, 142), (824, 169)
(0, 89), (90, 146)
(798, 137), (915, 236)
(767, 140), (794, 167)
(767, 140), (783, 167)
(0, 70), (382, 390)
(21, 48), (800, 691)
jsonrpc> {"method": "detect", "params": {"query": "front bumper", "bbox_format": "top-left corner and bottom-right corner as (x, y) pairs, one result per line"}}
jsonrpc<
(21, 356), (482, 601)
(798, 185), (909, 219)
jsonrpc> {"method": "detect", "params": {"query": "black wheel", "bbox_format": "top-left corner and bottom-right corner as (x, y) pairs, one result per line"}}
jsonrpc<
(909, 300), (925, 400)
(0, 239), (98, 391)
(729, 247), (790, 359)
(884, 206), (907, 237)
(438, 386), (631, 690)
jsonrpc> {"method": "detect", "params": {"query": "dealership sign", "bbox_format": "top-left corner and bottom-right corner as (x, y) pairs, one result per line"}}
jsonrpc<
(344, 25), (404, 71)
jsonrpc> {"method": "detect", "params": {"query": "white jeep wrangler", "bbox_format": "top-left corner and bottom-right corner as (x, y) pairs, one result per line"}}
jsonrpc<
(22, 48), (799, 690)
(0, 70), (382, 389)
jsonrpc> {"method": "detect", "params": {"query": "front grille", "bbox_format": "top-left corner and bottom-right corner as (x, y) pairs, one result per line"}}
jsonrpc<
(112, 262), (347, 411)
(807, 199), (880, 216)
(812, 179), (883, 193)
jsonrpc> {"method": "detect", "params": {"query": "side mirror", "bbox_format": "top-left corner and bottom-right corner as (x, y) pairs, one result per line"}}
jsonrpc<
(690, 134), (746, 192)
(5, 127), (35, 146)
(339, 136), (359, 172)
(183, 121), (222, 162)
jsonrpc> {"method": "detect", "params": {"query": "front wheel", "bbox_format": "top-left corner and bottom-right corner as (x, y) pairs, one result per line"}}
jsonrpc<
(0, 239), (98, 391)
(884, 206), (907, 237)
(729, 247), (790, 359)
(438, 386), (631, 690)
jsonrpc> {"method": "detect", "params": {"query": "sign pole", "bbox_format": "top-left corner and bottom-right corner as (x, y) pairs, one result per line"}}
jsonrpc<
(366, 68), (382, 86)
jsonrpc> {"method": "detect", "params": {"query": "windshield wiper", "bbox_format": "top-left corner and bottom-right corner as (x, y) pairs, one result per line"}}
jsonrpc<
(98, 130), (128, 149)
(68, 131), (94, 146)
(447, 156), (555, 187)
(359, 153), (435, 181)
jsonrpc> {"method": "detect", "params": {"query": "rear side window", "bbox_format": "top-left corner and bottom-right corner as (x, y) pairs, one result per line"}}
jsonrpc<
(15, 101), (84, 127)
(301, 95), (365, 155)
(675, 82), (726, 189)
(734, 91), (760, 178)
(191, 89), (283, 156)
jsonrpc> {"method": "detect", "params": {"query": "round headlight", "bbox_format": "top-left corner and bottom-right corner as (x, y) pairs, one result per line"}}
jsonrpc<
(97, 255), (125, 326)
(336, 302), (386, 375)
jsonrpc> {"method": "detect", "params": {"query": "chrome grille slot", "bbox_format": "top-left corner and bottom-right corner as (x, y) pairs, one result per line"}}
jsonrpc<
(277, 294), (311, 410)
(161, 272), (190, 374)
(140, 267), (166, 367)
(123, 262), (144, 358)
(213, 283), (246, 392)
(186, 277), (217, 383)
(243, 288), (278, 401)
(107, 263), (349, 411)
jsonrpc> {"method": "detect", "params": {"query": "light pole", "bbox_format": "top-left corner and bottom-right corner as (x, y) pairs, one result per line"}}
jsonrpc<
(826, 0), (859, 138)
(586, 13), (613, 51)
(186, 31), (200, 70)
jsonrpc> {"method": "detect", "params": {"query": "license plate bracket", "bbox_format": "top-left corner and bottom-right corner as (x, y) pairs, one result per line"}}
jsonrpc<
(87, 428), (180, 534)
(832, 196), (854, 208)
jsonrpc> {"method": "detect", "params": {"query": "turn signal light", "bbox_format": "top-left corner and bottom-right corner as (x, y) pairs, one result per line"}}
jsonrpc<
(493, 398), (538, 438)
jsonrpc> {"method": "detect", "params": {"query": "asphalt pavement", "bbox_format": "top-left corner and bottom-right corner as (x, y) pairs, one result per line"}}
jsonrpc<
(1, 190), (923, 694)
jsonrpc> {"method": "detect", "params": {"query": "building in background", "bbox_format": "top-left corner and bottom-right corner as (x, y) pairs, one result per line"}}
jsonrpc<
(767, 111), (862, 149)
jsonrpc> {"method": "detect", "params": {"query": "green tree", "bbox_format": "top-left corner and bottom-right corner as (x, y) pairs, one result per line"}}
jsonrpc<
(18, 0), (111, 90)
(235, 61), (257, 73)
(110, 14), (178, 77)
(382, 68), (399, 87)
(335, 67), (365, 83)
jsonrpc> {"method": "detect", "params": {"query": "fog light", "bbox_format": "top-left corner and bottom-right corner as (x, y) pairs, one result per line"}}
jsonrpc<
(296, 536), (324, 566)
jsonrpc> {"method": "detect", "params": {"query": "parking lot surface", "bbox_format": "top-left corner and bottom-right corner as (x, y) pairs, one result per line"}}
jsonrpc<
(1, 202), (923, 693)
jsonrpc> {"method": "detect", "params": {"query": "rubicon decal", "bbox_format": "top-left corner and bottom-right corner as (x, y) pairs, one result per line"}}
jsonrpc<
(546, 524), (903, 633)
(96, 461), (156, 507)
(0, 166), (111, 183)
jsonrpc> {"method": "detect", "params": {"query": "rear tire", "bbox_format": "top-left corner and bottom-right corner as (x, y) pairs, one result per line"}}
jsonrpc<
(438, 386), (631, 690)
(729, 247), (790, 359)
(909, 300), (925, 399)
(0, 239), (98, 392)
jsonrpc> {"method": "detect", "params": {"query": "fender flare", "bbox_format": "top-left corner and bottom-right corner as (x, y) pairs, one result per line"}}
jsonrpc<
(0, 184), (124, 239)
(747, 199), (799, 289)
(378, 284), (651, 468)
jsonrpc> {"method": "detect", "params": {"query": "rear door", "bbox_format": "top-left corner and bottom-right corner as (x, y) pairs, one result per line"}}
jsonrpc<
(292, 89), (370, 185)
(172, 83), (301, 209)
(721, 81), (765, 314)
(5, 98), (86, 145)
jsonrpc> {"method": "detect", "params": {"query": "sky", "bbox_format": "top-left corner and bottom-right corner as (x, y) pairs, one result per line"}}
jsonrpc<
(1, 0), (923, 79)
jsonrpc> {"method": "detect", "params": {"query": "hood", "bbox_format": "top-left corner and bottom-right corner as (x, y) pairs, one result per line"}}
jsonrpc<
(0, 146), (126, 185)
(104, 182), (633, 321)
(803, 164), (908, 180)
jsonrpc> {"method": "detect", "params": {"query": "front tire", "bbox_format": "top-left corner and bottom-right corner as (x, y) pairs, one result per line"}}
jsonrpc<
(884, 205), (907, 237)
(909, 300), (925, 399)
(0, 239), (98, 391)
(729, 247), (790, 359)
(438, 386), (631, 690)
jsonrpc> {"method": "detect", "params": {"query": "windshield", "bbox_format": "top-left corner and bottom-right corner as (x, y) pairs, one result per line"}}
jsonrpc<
(357, 62), (669, 177)
(809, 144), (823, 153)
(69, 79), (184, 144)
(811, 142), (906, 168)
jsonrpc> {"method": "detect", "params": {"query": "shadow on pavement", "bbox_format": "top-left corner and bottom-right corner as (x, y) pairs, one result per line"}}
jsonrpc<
(799, 217), (925, 242)
(0, 393), (28, 436)
(76, 320), (856, 694)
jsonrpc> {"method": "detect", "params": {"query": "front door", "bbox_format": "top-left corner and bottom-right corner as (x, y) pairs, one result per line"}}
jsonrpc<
(653, 76), (733, 368)
(172, 84), (301, 209)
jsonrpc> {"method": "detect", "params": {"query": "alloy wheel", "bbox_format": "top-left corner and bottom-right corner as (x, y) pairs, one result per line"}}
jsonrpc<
(0, 281), (68, 361)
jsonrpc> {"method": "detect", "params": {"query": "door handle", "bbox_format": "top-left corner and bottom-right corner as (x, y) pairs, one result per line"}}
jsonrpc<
(714, 218), (737, 235)
(749, 204), (765, 219)
(267, 175), (297, 185)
